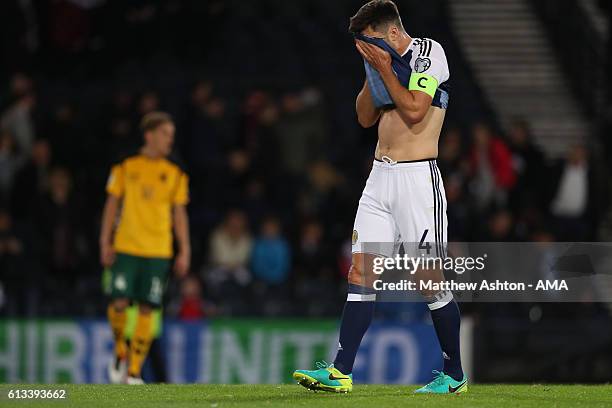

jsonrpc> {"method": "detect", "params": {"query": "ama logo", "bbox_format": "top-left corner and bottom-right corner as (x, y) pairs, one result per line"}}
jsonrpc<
(535, 280), (568, 290)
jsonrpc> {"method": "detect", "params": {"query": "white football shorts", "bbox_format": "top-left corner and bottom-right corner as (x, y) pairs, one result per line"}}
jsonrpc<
(351, 157), (447, 259)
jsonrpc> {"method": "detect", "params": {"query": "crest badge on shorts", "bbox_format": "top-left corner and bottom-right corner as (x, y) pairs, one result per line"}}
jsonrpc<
(352, 230), (358, 245)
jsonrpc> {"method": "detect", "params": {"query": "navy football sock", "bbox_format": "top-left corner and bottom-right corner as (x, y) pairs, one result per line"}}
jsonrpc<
(429, 298), (464, 381)
(332, 290), (375, 375)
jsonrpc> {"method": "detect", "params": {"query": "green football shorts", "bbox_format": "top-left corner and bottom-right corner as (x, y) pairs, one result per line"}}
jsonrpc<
(109, 253), (170, 307)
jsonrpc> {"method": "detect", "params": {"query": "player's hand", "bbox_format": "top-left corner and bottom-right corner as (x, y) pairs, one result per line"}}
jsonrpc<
(356, 40), (392, 73)
(174, 250), (190, 278)
(100, 242), (116, 267)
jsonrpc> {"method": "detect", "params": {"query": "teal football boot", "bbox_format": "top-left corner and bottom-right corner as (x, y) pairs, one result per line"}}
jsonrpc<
(414, 370), (468, 394)
(293, 361), (353, 393)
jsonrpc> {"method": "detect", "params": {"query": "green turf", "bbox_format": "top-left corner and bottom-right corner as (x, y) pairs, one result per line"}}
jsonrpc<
(0, 384), (611, 408)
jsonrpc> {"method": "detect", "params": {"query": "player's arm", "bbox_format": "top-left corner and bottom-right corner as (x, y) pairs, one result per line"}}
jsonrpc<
(355, 40), (438, 125)
(99, 194), (120, 267)
(379, 68), (431, 125)
(172, 204), (191, 278)
(172, 170), (191, 278)
(100, 163), (125, 267)
(356, 79), (381, 128)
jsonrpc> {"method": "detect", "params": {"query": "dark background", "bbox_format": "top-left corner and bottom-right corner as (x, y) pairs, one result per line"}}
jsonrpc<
(0, 0), (611, 383)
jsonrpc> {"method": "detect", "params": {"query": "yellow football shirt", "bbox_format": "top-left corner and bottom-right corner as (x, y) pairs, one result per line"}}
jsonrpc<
(106, 154), (189, 259)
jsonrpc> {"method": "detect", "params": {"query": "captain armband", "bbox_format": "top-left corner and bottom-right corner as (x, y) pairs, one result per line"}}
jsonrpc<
(408, 73), (438, 98)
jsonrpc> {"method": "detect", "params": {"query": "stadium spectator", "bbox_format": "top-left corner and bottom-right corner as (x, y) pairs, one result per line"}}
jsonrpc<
(548, 145), (597, 240)
(0, 211), (20, 256)
(138, 91), (161, 117)
(251, 216), (291, 285)
(238, 93), (281, 184)
(0, 209), (27, 315)
(241, 179), (270, 228)
(507, 119), (546, 211)
(208, 210), (252, 272)
(445, 175), (470, 241)
(294, 220), (328, 280)
(45, 102), (85, 170)
(300, 160), (344, 221)
(240, 91), (273, 151)
(204, 210), (253, 313)
(276, 88), (327, 175)
(183, 81), (228, 175)
(293, 220), (338, 316)
(35, 167), (88, 313)
(469, 123), (516, 210)
(438, 127), (471, 240)
(217, 150), (255, 211)
(172, 275), (207, 321)
(0, 130), (25, 204)
(249, 216), (293, 315)
(484, 209), (517, 242)
(10, 138), (52, 220)
(438, 126), (466, 178)
(0, 82), (35, 157)
(107, 90), (138, 158)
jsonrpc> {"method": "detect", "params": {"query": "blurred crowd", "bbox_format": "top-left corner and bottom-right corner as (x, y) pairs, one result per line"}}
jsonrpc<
(1, 71), (608, 319)
(0, 0), (610, 320)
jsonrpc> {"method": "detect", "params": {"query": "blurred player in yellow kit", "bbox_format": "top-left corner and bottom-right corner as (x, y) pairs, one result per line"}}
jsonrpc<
(99, 112), (191, 384)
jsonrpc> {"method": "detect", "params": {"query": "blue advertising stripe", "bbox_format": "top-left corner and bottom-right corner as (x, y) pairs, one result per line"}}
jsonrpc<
(0, 319), (444, 385)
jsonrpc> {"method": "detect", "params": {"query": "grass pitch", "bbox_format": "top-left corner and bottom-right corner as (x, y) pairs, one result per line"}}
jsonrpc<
(1, 384), (611, 408)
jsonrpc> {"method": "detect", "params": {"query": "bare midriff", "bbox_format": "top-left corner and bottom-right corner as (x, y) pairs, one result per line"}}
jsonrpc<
(375, 106), (445, 162)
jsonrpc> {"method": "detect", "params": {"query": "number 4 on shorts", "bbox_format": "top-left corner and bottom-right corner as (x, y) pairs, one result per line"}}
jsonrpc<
(419, 229), (431, 254)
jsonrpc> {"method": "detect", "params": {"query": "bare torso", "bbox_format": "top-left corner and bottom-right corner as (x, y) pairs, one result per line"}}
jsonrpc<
(375, 105), (446, 161)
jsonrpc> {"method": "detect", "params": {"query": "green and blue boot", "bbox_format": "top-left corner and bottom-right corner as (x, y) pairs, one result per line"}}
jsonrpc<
(293, 361), (353, 393)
